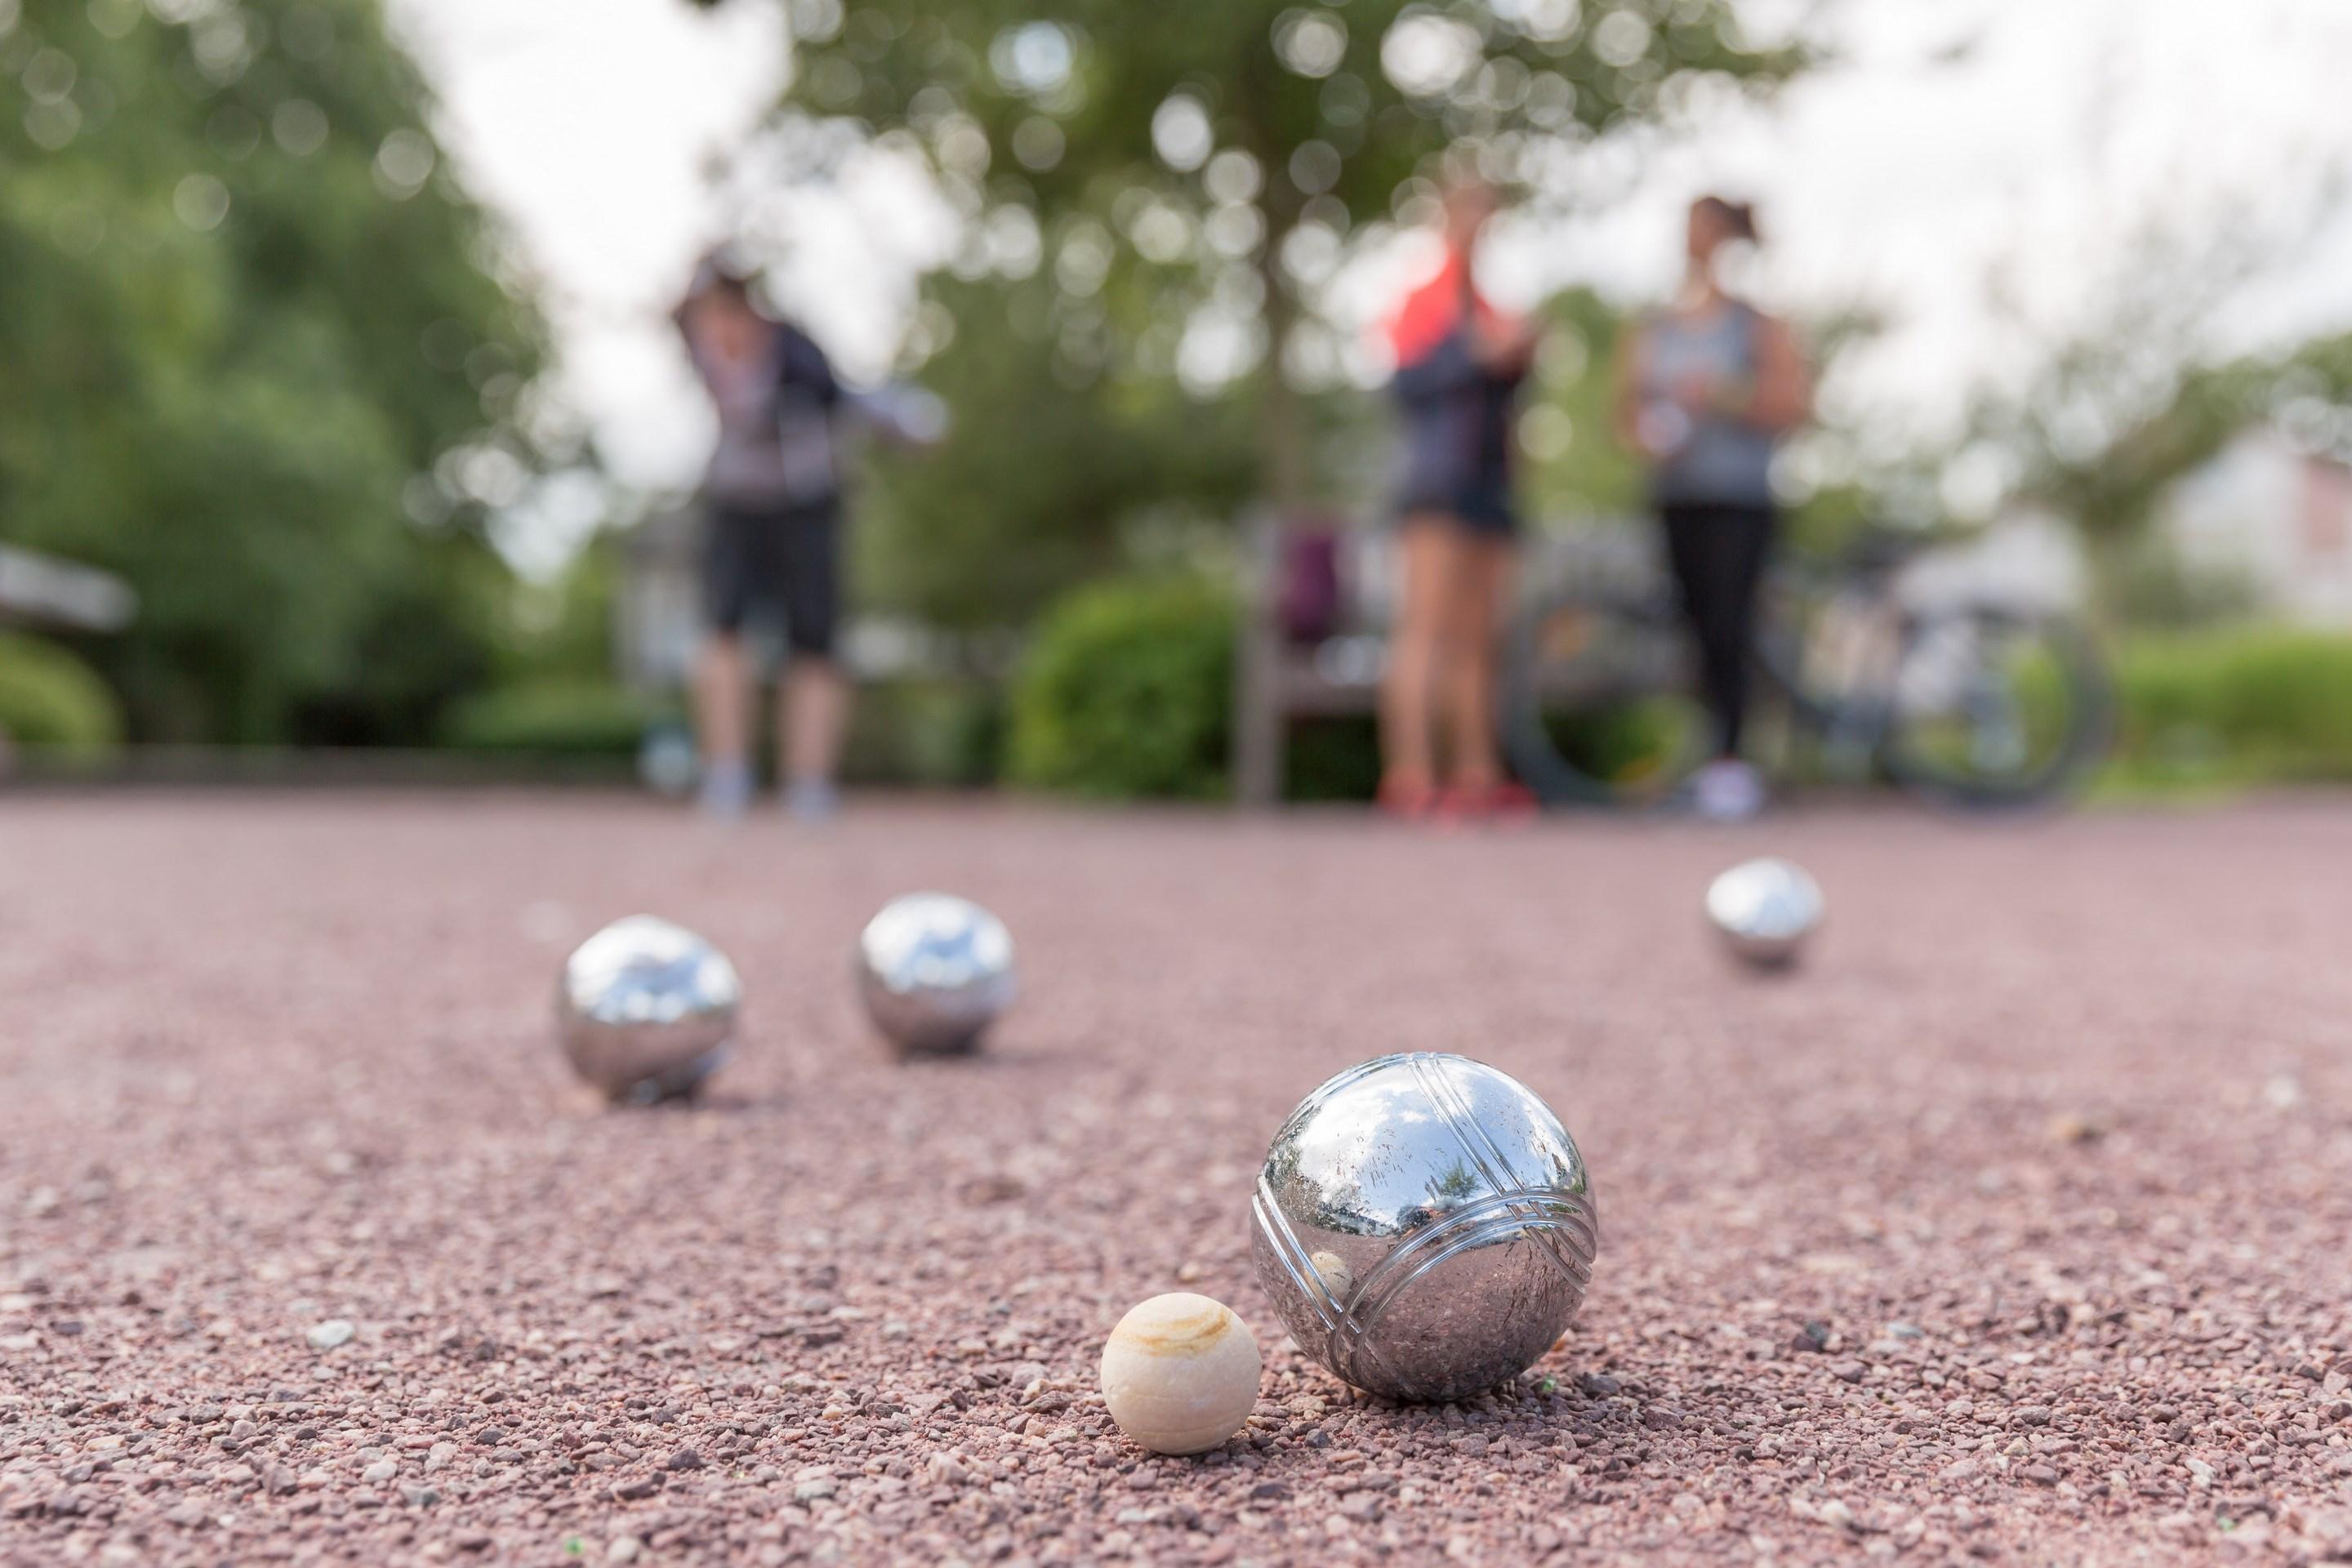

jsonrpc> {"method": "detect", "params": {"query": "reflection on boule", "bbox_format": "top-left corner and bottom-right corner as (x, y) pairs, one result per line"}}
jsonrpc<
(1705, 857), (1823, 968)
(556, 915), (740, 1104)
(1250, 1053), (1600, 1402)
(856, 892), (1017, 1056)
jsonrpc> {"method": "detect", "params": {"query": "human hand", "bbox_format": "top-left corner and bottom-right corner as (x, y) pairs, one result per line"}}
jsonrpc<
(1635, 402), (1691, 459)
(1474, 316), (1537, 372)
(1668, 370), (1719, 414)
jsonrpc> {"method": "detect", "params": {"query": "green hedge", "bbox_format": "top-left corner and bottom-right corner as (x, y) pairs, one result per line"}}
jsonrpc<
(2114, 628), (2352, 784)
(1008, 577), (1235, 798)
(0, 631), (124, 760)
(431, 616), (2352, 800)
(1000, 593), (2352, 804)
(436, 680), (673, 756)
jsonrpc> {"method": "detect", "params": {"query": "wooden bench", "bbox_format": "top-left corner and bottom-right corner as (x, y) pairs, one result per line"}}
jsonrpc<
(1231, 512), (1396, 806)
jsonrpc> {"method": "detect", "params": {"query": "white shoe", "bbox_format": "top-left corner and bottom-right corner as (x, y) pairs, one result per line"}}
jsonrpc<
(698, 760), (753, 821)
(1693, 759), (1766, 822)
(784, 778), (840, 823)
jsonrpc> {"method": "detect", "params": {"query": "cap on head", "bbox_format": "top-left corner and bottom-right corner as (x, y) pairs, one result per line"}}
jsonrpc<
(1690, 194), (1759, 249)
(684, 247), (760, 307)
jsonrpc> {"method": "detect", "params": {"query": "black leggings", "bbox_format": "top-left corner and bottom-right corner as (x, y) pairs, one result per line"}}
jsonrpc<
(1659, 501), (1776, 756)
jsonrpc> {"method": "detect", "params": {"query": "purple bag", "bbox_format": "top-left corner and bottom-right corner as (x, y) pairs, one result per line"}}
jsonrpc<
(1278, 523), (1343, 645)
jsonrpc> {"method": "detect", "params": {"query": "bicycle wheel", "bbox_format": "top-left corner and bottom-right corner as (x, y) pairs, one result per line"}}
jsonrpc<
(1501, 587), (1712, 807)
(1878, 606), (2114, 808)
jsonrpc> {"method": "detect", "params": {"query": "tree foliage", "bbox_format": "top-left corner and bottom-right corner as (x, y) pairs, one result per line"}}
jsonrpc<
(1995, 332), (2352, 547)
(705, 0), (1801, 506)
(850, 272), (1261, 633)
(1931, 207), (2352, 550)
(744, 0), (1795, 238)
(1516, 285), (1643, 523)
(0, 0), (544, 742)
(690, 0), (1802, 639)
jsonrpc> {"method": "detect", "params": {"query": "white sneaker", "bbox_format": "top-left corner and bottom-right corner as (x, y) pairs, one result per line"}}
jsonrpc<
(698, 760), (753, 821)
(784, 778), (840, 823)
(1693, 759), (1766, 822)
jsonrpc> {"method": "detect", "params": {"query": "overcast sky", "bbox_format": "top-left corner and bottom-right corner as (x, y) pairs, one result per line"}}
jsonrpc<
(385, 0), (2352, 568)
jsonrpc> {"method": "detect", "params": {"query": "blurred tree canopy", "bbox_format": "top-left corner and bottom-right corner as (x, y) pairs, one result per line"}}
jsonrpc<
(1918, 209), (2352, 563)
(1516, 285), (1642, 522)
(0, 0), (545, 743)
(1989, 331), (2352, 550)
(849, 271), (1261, 635)
(698, 0), (1802, 629)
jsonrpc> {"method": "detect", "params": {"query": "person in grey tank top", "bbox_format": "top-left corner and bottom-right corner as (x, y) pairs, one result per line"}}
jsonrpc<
(1614, 196), (1811, 820)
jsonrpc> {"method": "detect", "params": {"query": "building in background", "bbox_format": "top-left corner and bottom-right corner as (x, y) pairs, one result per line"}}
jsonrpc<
(2158, 428), (2352, 626)
(617, 504), (703, 689)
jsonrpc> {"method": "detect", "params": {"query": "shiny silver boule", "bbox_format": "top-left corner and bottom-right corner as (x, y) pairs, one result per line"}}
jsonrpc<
(557, 915), (741, 1103)
(856, 893), (1017, 1056)
(1250, 1053), (1599, 1402)
(1705, 857), (1823, 968)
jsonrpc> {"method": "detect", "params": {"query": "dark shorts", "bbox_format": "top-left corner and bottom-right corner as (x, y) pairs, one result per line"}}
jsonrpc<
(701, 501), (840, 657)
(1396, 479), (1517, 538)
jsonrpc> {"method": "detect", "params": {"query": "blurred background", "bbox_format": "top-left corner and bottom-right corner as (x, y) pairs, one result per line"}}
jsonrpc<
(6, 0), (2352, 804)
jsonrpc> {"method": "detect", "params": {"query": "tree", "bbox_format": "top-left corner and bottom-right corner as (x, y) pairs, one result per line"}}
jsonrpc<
(1914, 197), (2352, 622)
(0, 0), (546, 742)
(694, 0), (1802, 509)
(1514, 286), (1644, 523)
(850, 272), (1260, 634)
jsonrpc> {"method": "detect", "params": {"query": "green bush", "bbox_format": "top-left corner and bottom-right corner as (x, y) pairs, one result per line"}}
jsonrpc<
(1009, 577), (1235, 798)
(0, 631), (125, 760)
(2115, 629), (2352, 783)
(437, 680), (672, 757)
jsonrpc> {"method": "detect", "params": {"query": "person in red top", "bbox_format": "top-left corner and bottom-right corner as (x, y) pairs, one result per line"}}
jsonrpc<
(1378, 176), (1539, 819)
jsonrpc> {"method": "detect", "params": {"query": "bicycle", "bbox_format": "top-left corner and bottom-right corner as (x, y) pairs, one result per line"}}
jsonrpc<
(1500, 526), (2116, 810)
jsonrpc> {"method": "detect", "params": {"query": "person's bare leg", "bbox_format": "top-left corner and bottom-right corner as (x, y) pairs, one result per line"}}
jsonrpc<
(697, 635), (751, 765)
(1444, 537), (1514, 791)
(782, 657), (849, 819)
(1379, 519), (1455, 802)
(695, 634), (755, 816)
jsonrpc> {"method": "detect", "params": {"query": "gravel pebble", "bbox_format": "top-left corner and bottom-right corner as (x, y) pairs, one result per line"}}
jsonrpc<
(304, 1319), (354, 1351)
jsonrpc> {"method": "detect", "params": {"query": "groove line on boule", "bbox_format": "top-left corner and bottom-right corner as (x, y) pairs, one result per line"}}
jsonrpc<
(1334, 1196), (1593, 1398)
(1338, 1187), (1582, 1334)
(1408, 1052), (1592, 1295)
(1356, 1208), (1594, 1330)
(1251, 1178), (1341, 1335)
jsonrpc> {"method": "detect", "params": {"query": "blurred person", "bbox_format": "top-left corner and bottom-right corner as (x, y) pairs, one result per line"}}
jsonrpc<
(1379, 176), (1539, 822)
(676, 254), (939, 822)
(1614, 196), (1811, 822)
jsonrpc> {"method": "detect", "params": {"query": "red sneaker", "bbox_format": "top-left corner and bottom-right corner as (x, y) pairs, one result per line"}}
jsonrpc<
(1439, 781), (1540, 826)
(1482, 781), (1540, 823)
(1376, 776), (1441, 821)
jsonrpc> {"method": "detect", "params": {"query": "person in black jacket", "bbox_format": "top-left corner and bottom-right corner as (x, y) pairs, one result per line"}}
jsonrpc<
(1379, 178), (1539, 820)
(676, 254), (853, 821)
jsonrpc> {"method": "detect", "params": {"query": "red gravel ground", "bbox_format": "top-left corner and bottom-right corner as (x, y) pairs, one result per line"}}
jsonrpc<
(5, 793), (2352, 1566)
